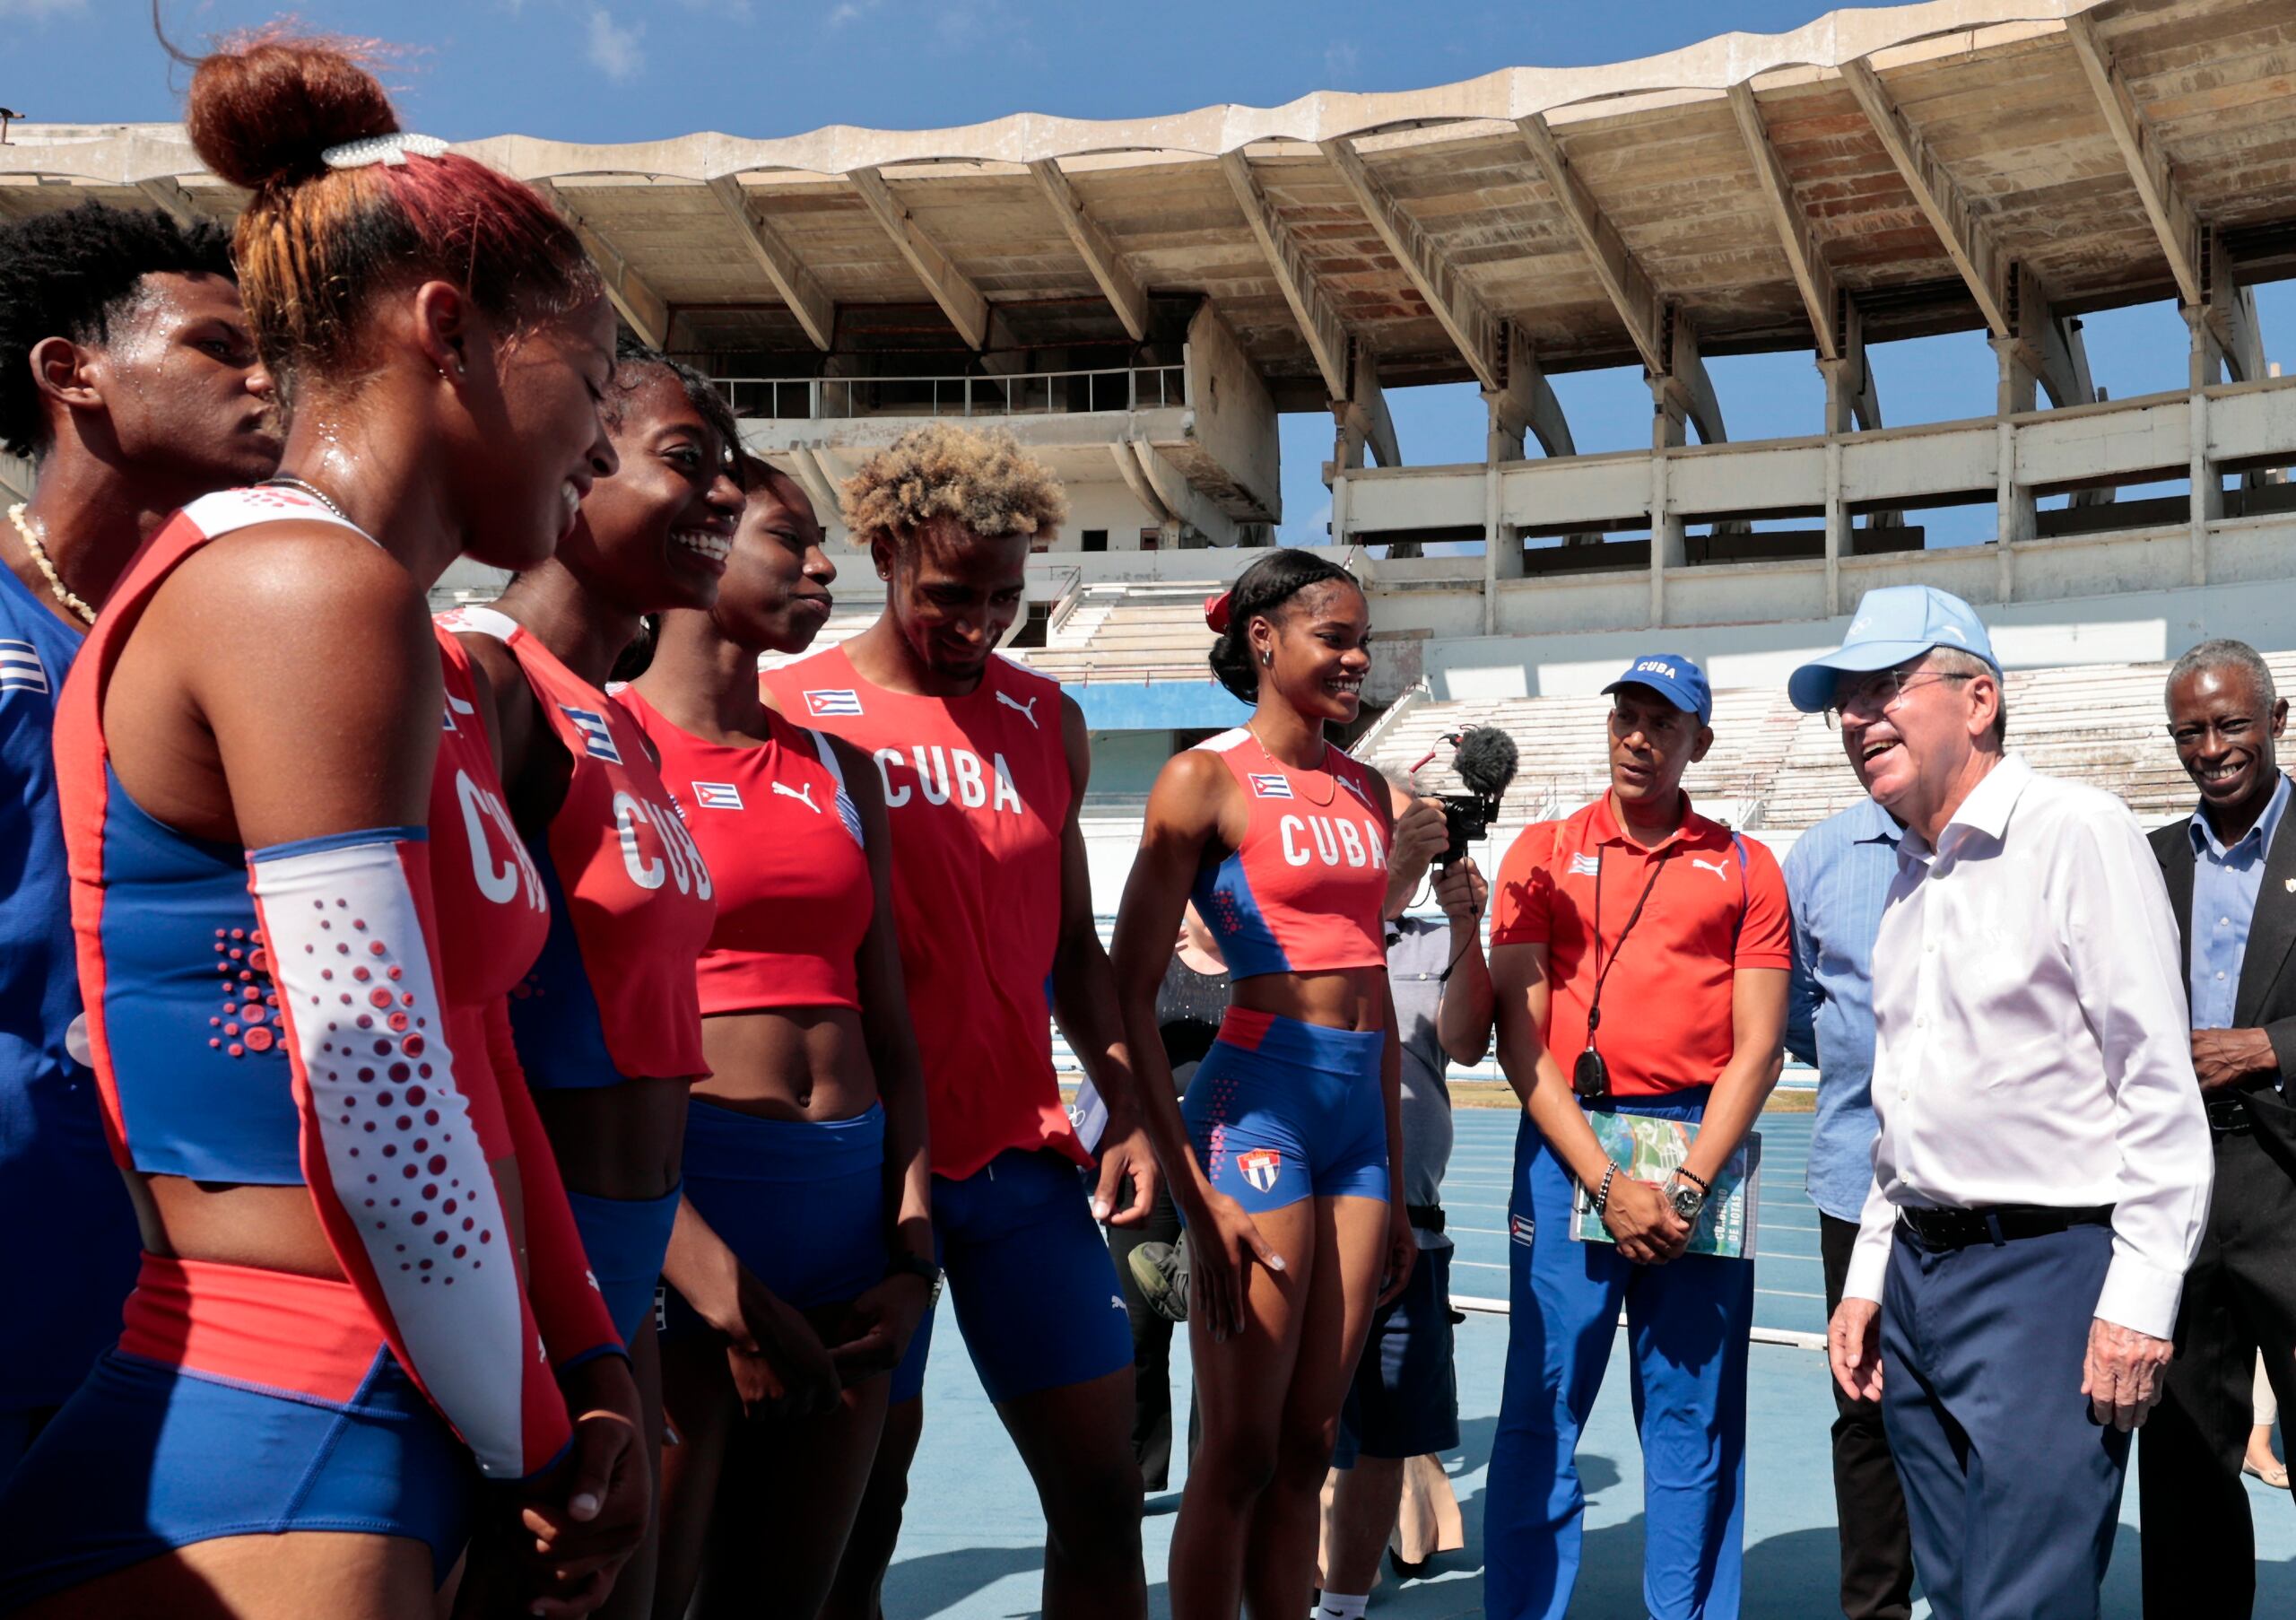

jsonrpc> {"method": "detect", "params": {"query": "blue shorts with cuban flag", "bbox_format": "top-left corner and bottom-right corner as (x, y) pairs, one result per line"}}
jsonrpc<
(1181, 1008), (1388, 1214)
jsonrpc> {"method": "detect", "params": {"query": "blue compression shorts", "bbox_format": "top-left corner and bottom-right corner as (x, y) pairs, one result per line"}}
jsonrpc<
(564, 1182), (682, 1346)
(0, 1346), (475, 1609)
(1182, 1008), (1389, 1215)
(661, 1099), (889, 1331)
(888, 1147), (1131, 1407)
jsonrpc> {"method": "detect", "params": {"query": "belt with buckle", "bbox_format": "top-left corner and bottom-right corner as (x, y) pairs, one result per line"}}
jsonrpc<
(1895, 1204), (2114, 1252)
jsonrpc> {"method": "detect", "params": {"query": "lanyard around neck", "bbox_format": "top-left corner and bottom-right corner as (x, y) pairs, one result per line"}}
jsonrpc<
(1586, 844), (1673, 1048)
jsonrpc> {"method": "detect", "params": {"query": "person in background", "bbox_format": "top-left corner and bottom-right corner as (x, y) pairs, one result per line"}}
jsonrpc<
(1784, 794), (1915, 1620)
(2249, 1355), (2288, 1490)
(2137, 637), (2296, 1619)
(1812, 586), (2213, 1620)
(1315, 778), (1488, 1620)
(1104, 901), (1230, 1494)
(1484, 652), (1790, 1620)
(0, 201), (279, 1481)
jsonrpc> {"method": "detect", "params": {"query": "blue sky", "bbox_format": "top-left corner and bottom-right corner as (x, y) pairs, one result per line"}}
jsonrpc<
(5, 0), (2282, 544)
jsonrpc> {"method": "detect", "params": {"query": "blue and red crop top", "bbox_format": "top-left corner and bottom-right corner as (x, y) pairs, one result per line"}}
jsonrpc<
(619, 686), (871, 1016)
(1187, 727), (1392, 982)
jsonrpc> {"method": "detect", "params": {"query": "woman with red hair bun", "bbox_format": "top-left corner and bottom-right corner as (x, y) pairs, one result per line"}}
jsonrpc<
(0, 29), (648, 1620)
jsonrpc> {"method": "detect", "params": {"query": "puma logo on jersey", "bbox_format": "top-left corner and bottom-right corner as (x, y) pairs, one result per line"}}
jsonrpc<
(1278, 814), (1389, 871)
(561, 705), (622, 764)
(691, 781), (743, 811)
(771, 780), (821, 814)
(804, 688), (865, 718)
(1337, 773), (1374, 807)
(441, 692), (475, 733)
(995, 690), (1041, 728)
(873, 745), (1026, 815)
(1690, 855), (1733, 883)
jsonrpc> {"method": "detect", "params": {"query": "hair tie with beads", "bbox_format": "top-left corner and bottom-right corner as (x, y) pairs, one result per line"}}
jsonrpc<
(1204, 589), (1233, 634)
(322, 133), (449, 170)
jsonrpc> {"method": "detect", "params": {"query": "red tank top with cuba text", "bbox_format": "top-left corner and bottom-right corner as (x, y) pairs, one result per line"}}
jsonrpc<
(763, 646), (1080, 1180)
(442, 607), (714, 1087)
(619, 687), (871, 1016)
(1187, 727), (1391, 981)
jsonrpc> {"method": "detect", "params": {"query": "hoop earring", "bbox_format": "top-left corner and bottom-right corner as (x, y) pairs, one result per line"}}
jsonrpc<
(1259, 649), (1273, 668)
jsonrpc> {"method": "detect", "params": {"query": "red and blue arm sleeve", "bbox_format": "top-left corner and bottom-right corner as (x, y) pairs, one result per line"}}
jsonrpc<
(248, 826), (570, 1481)
(482, 995), (624, 1372)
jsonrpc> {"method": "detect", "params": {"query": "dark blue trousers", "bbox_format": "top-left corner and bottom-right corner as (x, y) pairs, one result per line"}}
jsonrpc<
(1487, 1094), (1752, 1620)
(1879, 1221), (2127, 1620)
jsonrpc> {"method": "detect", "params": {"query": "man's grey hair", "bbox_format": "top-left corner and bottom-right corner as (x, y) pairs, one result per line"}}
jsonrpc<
(2166, 638), (2278, 710)
(1924, 646), (2007, 745)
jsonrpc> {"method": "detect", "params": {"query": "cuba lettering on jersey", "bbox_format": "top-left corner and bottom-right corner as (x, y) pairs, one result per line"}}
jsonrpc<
(762, 644), (1085, 1180)
(620, 685), (871, 1016)
(1189, 728), (1391, 981)
(443, 607), (714, 1086)
(54, 487), (576, 1478)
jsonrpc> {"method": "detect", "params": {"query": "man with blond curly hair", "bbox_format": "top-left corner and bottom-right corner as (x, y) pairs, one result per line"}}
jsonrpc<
(765, 422), (1156, 1620)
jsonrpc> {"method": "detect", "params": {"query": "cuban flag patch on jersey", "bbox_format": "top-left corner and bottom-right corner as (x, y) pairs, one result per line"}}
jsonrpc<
(1238, 1147), (1283, 1194)
(804, 689), (864, 719)
(691, 781), (744, 811)
(1247, 772), (1293, 799)
(1568, 851), (1601, 877)
(0, 640), (49, 696)
(561, 705), (622, 763)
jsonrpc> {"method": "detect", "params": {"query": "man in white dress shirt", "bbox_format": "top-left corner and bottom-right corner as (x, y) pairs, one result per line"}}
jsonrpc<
(1794, 585), (2213, 1620)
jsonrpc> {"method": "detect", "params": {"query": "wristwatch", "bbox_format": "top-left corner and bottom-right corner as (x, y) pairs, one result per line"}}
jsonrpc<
(1666, 1172), (1709, 1224)
(887, 1250), (944, 1304)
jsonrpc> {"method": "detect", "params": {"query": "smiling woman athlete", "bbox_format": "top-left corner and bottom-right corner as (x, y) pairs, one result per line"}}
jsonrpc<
(1110, 548), (1413, 1620)
(0, 30), (646, 1620)
(449, 342), (754, 1620)
(623, 461), (935, 1620)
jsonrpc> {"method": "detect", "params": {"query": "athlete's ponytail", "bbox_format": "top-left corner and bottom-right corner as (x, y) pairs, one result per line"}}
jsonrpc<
(1205, 550), (1360, 703)
(178, 26), (598, 402)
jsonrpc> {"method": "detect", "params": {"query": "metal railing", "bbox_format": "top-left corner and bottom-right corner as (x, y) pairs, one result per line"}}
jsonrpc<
(701, 361), (1185, 422)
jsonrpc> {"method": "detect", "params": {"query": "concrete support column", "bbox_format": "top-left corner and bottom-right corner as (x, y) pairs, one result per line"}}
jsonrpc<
(1991, 335), (2040, 419)
(1822, 437), (1847, 617)
(2183, 304), (2222, 585)
(1995, 419), (2028, 602)
(1330, 467), (1352, 548)
(1648, 378), (1687, 627)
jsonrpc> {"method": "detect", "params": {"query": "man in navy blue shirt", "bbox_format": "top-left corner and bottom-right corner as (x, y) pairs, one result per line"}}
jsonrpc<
(0, 204), (278, 1476)
(2137, 638), (2296, 1619)
(1785, 792), (1912, 1620)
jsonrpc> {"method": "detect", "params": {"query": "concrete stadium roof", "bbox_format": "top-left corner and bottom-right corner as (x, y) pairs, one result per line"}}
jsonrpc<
(5, 0), (2293, 404)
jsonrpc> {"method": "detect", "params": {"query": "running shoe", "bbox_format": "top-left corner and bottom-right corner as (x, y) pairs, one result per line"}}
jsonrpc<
(1126, 1236), (1188, 1324)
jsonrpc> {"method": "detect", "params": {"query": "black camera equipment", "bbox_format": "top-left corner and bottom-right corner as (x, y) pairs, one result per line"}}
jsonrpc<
(1407, 726), (1518, 867)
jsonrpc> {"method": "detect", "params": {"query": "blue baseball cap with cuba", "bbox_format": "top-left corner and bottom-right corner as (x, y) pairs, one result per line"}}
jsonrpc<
(1787, 584), (2002, 713)
(1603, 651), (1712, 726)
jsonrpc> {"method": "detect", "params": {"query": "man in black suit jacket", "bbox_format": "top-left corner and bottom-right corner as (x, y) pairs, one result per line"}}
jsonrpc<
(2139, 638), (2296, 1620)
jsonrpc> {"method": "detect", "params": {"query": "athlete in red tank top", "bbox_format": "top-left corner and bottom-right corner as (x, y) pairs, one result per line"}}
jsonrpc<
(455, 345), (747, 1620)
(762, 423), (1154, 1620)
(1110, 550), (1413, 1619)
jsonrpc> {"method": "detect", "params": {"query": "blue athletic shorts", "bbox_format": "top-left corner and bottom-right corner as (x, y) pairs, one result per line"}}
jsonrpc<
(888, 1147), (1131, 1407)
(1334, 1243), (1459, 1466)
(660, 1100), (888, 1332)
(0, 1346), (476, 1609)
(1181, 1008), (1388, 1215)
(564, 1182), (683, 1346)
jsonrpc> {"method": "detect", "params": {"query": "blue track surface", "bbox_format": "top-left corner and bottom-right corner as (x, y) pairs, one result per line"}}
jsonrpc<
(891, 1107), (2296, 1617)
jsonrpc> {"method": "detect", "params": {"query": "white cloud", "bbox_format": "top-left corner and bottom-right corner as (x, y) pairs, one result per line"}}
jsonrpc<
(825, 0), (881, 27)
(585, 6), (646, 82)
(0, 0), (89, 18)
(1324, 40), (1361, 83)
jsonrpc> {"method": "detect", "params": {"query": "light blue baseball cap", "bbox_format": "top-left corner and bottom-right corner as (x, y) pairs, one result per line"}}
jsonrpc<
(1787, 585), (2001, 713)
(1603, 651), (1713, 726)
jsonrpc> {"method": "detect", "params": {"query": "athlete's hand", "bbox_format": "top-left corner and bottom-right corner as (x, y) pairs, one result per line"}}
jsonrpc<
(1093, 1113), (1161, 1230)
(513, 1354), (649, 1617)
(1601, 1176), (1690, 1266)
(1378, 1202), (1417, 1309)
(1829, 1297), (1885, 1404)
(822, 1271), (933, 1383)
(1186, 1185), (1286, 1343)
(709, 1266), (840, 1423)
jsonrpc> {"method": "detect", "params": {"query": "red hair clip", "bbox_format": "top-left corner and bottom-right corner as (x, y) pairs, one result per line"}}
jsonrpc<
(1204, 589), (1233, 634)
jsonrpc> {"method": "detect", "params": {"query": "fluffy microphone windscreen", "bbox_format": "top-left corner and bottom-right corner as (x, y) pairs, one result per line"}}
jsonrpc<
(1452, 726), (1519, 800)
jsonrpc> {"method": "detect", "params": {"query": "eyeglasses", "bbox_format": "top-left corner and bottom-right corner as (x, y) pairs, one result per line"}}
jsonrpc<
(1824, 668), (1974, 730)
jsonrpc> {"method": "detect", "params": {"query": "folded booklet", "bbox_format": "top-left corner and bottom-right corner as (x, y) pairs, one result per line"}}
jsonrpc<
(1569, 1113), (1759, 1259)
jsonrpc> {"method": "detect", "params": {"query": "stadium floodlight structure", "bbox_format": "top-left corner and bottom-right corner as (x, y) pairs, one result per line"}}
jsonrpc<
(6, 0), (2296, 699)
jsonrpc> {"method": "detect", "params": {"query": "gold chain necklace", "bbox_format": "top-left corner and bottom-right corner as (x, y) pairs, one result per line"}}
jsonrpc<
(1247, 723), (1337, 806)
(6, 504), (95, 626)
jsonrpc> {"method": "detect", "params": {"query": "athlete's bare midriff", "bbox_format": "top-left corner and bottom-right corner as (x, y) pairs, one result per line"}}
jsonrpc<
(1227, 964), (1389, 1035)
(532, 1077), (691, 1198)
(692, 1006), (879, 1124)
